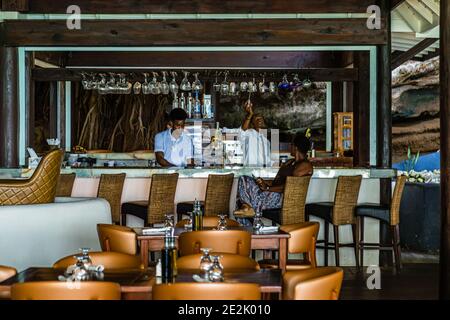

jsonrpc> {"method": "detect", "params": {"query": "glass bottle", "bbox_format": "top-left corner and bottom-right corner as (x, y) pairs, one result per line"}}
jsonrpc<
(161, 228), (177, 282)
(192, 199), (203, 231)
(187, 92), (193, 118)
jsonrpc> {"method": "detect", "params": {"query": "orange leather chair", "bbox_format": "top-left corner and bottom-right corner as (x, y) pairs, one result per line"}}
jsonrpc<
(153, 283), (261, 300)
(97, 224), (138, 255)
(11, 281), (121, 300)
(283, 267), (344, 300)
(0, 149), (63, 206)
(178, 230), (252, 257)
(176, 216), (241, 228)
(177, 253), (260, 271)
(259, 222), (320, 270)
(53, 251), (143, 270)
(0, 265), (17, 299)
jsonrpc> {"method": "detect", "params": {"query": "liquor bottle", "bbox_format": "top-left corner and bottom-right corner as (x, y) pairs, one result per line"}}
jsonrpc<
(180, 93), (185, 111)
(187, 92), (193, 118)
(203, 94), (212, 119)
(161, 228), (177, 282)
(172, 94), (179, 110)
(194, 91), (202, 119)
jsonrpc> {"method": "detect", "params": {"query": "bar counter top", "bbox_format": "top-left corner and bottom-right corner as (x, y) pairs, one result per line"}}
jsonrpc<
(0, 166), (396, 179)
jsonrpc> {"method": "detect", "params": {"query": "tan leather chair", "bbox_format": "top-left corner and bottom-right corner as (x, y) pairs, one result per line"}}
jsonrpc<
(178, 230), (252, 257)
(153, 283), (261, 300)
(176, 216), (240, 228)
(0, 149), (63, 205)
(55, 173), (76, 197)
(97, 224), (138, 256)
(11, 281), (121, 300)
(53, 251), (143, 270)
(283, 267), (344, 300)
(177, 253), (260, 271)
(0, 265), (17, 299)
(259, 222), (320, 270)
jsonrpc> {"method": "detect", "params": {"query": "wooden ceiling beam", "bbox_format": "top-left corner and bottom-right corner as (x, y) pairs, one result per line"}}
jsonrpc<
(391, 37), (438, 69)
(1, 0), (29, 12)
(0, 19), (387, 46)
(391, 0), (406, 11)
(24, 0), (374, 14)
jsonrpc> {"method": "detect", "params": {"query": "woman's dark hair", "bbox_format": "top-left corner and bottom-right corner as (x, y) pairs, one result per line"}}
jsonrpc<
(169, 108), (188, 121)
(293, 133), (311, 155)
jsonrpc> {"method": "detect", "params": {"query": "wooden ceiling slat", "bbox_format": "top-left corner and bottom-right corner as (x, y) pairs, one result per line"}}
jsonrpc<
(391, 37), (438, 69)
(0, 19), (387, 46)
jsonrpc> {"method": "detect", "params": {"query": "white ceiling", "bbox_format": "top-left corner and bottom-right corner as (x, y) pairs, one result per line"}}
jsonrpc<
(392, 0), (440, 59)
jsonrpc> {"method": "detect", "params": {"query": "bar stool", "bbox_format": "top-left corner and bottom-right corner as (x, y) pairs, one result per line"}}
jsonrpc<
(355, 175), (407, 273)
(262, 176), (311, 225)
(55, 173), (76, 197)
(97, 173), (126, 225)
(121, 173), (179, 226)
(176, 173), (234, 221)
(305, 175), (362, 268)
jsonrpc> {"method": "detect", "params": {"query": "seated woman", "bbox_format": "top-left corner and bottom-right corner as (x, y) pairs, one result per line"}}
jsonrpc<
(234, 133), (313, 219)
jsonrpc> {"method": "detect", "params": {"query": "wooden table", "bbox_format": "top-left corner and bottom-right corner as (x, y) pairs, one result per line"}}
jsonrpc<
(0, 267), (282, 300)
(135, 227), (290, 272)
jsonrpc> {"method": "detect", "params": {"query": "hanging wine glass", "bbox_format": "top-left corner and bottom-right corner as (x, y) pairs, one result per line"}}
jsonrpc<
(278, 74), (290, 90)
(259, 75), (268, 93)
(180, 71), (192, 92)
(303, 78), (312, 89)
(106, 73), (117, 94)
(133, 81), (142, 95)
(150, 72), (161, 95)
(117, 73), (132, 94)
(213, 72), (221, 93)
(169, 72), (179, 96)
(240, 81), (248, 92)
(220, 72), (229, 96)
(81, 73), (91, 90)
(97, 74), (108, 95)
(142, 73), (151, 95)
(192, 73), (203, 92)
(248, 76), (258, 93)
(160, 71), (170, 95)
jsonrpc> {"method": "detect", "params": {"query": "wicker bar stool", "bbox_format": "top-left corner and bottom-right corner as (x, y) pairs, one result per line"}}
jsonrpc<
(305, 175), (362, 268)
(176, 173), (234, 221)
(55, 173), (76, 197)
(262, 176), (311, 225)
(97, 173), (126, 225)
(355, 175), (407, 273)
(121, 173), (179, 226)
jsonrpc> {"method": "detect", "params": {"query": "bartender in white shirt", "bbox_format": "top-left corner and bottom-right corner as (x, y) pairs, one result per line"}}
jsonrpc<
(154, 108), (194, 167)
(239, 101), (272, 167)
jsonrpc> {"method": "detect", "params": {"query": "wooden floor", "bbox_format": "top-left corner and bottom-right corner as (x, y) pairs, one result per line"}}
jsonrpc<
(340, 263), (439, 300)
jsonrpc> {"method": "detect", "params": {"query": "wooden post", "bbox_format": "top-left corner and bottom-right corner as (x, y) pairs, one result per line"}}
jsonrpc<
(440, 0), (450, 300)
(352, 51), (371, 167)
(0, 47), (19, 168)
(57, 81), (66, 150)
(25, 51), (35, 151)
(48, 82), (58, 139)
(377, 0), (393, 267)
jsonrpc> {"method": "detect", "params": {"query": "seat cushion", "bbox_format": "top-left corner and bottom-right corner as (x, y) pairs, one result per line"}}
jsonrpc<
(177, 201), (205, 215)
(356, 203), (390, 223)
(305, 202), (334, 223)
(258, 259), (313, 271)
(121, 201), (148, 223)
(262, 208), (281, 225)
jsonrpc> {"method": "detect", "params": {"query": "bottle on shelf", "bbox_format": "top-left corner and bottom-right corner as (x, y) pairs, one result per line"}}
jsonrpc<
(193, 91), (202, 119)
(180, 93), (185, 111)
(192, 199), (203, 231)
(311, 142), (316, 158)
(187, 92), (193, 118)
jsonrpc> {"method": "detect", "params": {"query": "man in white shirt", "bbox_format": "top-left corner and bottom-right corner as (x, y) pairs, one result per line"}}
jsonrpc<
(239, 101), (272, 167)
(154, 108), (194, 167)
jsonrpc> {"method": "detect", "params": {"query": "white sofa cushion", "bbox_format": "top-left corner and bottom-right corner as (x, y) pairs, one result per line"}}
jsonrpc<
(0, 197), (112, 272)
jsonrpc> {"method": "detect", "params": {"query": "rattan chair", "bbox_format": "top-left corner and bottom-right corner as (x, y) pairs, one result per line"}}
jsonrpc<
(97, 224), (138, 255)
(177, 253), (260, 271)
(0, 265), (17, 300)
(262, 176), (311, 225)
(53, 251), (143, 270)
(55, 173), (76, 197)
(176, 174), (234, 221)
(97, 173), (126, 225)
(11, 281), (121, 300)
(178, 230), (252, 257)
(259, 222), (319, 271)
(153, 283), (261, 300)
(305, 175), (362, 267)
(0, 149), (63, 205)
(121, 173), (179, 226)
(176, 216), (241, 228)
(355, 175), (407, 273)
(283, 267), (344, 300)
